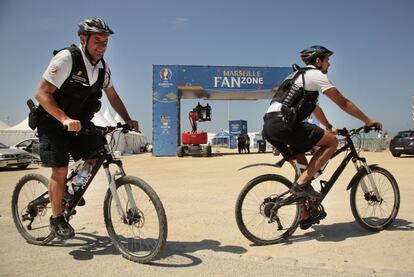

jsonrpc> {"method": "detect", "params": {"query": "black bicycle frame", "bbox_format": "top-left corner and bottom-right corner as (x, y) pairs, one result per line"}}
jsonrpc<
(318, 132), (366, 198)
(65, 144), (122, 212)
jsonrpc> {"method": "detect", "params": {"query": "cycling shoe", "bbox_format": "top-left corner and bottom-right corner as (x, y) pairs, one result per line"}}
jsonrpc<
(299, 211), (327, 230)
(290, 183), (323, 200)
(49, 214), (75, 240)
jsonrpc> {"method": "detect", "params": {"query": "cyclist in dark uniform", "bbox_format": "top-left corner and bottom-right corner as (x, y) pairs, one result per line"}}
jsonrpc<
(263, 45), (382, 226)
(35, 17), (139, 239)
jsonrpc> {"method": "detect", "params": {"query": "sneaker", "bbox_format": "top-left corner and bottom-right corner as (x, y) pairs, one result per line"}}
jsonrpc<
(299, 210), (327, 230)
(49, 214), (75, 240)
(64, 190), (86, 207)
(299, 217), (319, 230)
(290, 183), (323, 200)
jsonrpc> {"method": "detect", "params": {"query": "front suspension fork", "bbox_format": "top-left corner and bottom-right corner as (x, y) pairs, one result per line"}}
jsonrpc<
(353, 161), (382, 201)
(104, 164), (138, 223)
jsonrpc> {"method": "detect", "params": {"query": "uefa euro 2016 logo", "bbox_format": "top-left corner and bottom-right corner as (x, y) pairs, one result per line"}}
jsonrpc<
(160, 68), (172, 80)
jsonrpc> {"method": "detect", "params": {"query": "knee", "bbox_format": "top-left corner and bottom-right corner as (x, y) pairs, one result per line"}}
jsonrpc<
(327, 134), (338, 149)
(50, 167), (68, 184)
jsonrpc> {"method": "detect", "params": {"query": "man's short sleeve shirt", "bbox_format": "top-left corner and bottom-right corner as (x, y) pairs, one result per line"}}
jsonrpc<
(42, 46), (113, 89)
(294, 65), (335, 93)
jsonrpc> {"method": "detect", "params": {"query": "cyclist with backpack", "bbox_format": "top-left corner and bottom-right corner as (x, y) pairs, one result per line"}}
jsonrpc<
(34, 17), (139, 239)
(262, 45), (382, 227)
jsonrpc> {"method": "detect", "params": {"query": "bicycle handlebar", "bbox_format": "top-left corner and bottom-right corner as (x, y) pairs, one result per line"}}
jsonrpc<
(64, 122), (131, 136)
(337, 124), (379, 137)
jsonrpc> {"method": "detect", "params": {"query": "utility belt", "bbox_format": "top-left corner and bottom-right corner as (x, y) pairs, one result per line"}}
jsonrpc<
(263, 104), (296, 126)
(26, 98), (98, 130)
(263, 111), (284, 120)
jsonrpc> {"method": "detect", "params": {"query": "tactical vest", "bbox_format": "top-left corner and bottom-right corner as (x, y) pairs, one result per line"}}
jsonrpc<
(271, 66), (319, 122)
(42, 45), (105, 123)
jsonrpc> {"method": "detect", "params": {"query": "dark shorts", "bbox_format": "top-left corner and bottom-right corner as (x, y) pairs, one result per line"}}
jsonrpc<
(37, 119), (105, 167)
(262, 116), (325, 158)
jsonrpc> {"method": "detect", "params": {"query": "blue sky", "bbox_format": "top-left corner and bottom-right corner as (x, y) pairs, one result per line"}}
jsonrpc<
(0, 0), (413, 138)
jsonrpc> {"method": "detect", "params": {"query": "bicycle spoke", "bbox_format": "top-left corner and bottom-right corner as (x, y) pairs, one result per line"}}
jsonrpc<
(236, 175), (300, 244)
(105, 176), (167, 263)
(351, 167), (399, 231)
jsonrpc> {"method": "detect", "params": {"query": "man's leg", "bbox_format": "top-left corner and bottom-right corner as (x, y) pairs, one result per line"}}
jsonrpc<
(289, 153), (311, 221)
(49, 166), (75, 239)
(296, 132), (338, 185)
(49, 166), (68, 217)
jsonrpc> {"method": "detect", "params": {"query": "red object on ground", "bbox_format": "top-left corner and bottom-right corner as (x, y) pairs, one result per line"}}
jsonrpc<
(182, 132), (207, 145)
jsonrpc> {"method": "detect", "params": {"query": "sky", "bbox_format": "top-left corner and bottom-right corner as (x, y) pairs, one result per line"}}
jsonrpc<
(0, 0), (413, 139)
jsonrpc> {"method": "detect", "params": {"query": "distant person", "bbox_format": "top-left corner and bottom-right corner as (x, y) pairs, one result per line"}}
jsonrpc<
(245, 135), (250, 154)
(237, 135), (245, 154)
(262, 45), (382, 228)
(205, 103), (211, 120)
(34, 17), (139, 240)
(195, 102), (203, 119)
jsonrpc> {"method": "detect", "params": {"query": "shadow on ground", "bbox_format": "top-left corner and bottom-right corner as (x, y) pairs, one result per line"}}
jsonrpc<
(49, 232), (247, 268)
(275, 218), (414, 245)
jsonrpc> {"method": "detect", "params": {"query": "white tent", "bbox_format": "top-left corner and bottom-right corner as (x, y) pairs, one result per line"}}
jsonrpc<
(103, 107), (118, 126)
(0, 120), (10, 130)
(92, 111), (148, 155)
(6, 118), (32, 131)
(91, 112), (111, 127)
(0, 117), (36, 145)
(114, 113), (126, 124)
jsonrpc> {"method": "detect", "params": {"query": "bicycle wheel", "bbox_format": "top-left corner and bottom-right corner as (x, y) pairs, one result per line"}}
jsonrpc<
(11, 173), (54, 245)
(103, 176), (167, 264)
(235, 174), (302, 245)
(350, 165), (400, 231)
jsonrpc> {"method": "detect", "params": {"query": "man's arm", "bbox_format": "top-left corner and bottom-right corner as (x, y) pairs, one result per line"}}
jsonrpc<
(323, 87), (382, 130)
(34, 79), (81, 131)
(103, 86), (139, 131)
(312, 105), (332, 130)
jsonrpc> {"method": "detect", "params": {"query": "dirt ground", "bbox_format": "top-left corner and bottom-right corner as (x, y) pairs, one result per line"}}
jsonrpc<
(0, 149), (413, 276)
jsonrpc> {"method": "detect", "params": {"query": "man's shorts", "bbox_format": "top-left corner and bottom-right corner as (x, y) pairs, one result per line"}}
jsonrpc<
(37, 119), (105, 167)
(262, 116), (325, 158)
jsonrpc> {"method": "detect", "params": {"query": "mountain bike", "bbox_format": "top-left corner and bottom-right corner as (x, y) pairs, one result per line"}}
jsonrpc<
(235, 125), (400, 245)
(11, 123), (167, 263)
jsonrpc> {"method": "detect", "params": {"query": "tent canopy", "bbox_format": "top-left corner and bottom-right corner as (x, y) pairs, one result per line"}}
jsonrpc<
(0, 120), (10, 130)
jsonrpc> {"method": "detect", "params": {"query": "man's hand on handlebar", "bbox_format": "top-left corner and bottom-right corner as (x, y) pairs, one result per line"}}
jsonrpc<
(365, 119), (383, 132)
(62, 118), (82, 132)
(126, 119), (139, 133)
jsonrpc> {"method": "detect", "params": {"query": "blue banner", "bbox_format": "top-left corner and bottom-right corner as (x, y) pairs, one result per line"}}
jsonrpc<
(153, 65), (291, 156)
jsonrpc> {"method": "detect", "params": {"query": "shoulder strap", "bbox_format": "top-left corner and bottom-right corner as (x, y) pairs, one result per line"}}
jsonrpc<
(290, 64), (318, 91)
(100, 58), (108, 88)
(52, 44), (78, 56)
(53, 45), (89, 86)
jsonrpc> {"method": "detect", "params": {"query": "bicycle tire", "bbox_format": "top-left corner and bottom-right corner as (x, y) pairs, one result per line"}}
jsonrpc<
(11, 173), (55, 245)
(350, 165), (400, 232)
(235, 174), (301, 245)
(103, 176), (167, 264)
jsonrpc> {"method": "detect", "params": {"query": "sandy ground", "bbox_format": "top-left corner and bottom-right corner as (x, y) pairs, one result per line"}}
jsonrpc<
(0, 149), (413, 276)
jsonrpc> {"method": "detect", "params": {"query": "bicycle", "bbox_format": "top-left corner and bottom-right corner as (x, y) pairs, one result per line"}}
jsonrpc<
(235, 125), (400, 245)
(11, 123), (168, 263)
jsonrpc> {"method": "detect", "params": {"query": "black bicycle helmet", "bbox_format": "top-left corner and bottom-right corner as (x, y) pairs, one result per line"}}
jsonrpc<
(300, 45), (333, 64)
(78, 17), (114, 36)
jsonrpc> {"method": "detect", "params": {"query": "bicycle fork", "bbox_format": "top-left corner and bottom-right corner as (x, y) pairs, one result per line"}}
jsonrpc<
(104, 164), (139, 224)
(353, 160), (382, 202)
